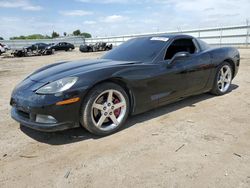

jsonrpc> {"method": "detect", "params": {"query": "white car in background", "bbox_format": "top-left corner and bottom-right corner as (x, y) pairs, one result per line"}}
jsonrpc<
(0, 43), (10, 55)
(0, 45), (5, 55)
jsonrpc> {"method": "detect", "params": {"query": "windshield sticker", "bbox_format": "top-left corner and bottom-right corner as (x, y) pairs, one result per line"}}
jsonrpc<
(150, 37), (169, 42)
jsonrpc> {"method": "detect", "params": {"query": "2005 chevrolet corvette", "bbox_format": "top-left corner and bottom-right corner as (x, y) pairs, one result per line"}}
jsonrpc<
(10, 35), (240, 136)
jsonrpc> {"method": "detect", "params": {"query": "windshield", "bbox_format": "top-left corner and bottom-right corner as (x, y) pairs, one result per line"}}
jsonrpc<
(101, 37), (169, 62)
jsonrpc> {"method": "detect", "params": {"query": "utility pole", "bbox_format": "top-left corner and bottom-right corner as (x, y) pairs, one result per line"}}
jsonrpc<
(246, 19), (249, 48)
(219, 27), (223, 47)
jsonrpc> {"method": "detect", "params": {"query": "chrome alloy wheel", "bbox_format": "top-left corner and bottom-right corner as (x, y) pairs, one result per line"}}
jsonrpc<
(91, 89), (127, 131)
(217, 65), (232, 93)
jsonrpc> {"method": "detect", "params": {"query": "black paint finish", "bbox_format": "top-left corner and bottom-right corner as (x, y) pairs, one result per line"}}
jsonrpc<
(10, 35), (240, 132)
(49, 42), (75, 51)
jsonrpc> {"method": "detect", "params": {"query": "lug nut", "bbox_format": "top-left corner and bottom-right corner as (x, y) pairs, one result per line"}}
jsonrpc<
(103, 107), (107, 110)
(104, 112), (108, 116)
(108, 103), (111, 106)
(109, 112), (112, 115)
(111, 106), (114, 110)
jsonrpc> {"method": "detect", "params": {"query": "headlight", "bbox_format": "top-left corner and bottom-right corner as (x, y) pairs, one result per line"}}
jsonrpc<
(36, 77), (78, 94)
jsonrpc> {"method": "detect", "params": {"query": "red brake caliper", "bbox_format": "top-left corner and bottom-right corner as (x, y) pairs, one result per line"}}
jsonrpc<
(113, 98), (121, 118)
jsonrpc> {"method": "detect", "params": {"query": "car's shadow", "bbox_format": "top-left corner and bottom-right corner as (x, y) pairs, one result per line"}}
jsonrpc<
(20, 84), (239, 145)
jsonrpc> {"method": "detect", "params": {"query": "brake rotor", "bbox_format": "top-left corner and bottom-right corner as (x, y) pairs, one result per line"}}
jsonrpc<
(113, 98), (121, 117)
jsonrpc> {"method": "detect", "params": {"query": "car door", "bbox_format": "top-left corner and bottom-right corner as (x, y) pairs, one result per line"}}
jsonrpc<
(178, 39), (212, 95)
(151, 60), (189, 106)
(62, 42), (68, 50)
(38, 43), (44, 50)
(65, 43), (70, 50)
(156, 37), (212, 104)
(57, 43), (63, 50)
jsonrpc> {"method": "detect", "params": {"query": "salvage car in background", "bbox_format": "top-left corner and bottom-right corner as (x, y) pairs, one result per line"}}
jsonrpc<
(26, 43), (50, 52)
(0, 42), (11, 55)
(12, 43), (53, 57)
(0, 43), (10, 51)
(79, 42), (112, 52)
(10, 35), (240, 136)
(0, 44), (6, 55)
(49, 42), (75, 51)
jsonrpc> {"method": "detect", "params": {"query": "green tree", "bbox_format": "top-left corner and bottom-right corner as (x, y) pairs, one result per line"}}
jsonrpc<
(73, 29), (81, 36)
(80, 32), (92, 38)
(26, 34), (48, 39)
(51, 31), (60, 38)
(10, 35), (26, 40)
(63, 32), (67, 36)
(10, 34), (51, 40)
(0, 37), (4, 40)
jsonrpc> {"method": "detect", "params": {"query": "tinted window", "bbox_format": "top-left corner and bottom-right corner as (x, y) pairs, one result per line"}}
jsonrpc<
(101, 37), (167, 62)
(165, 38), (196, 60)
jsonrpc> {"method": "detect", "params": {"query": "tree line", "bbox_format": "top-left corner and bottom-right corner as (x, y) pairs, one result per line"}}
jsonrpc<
(0, 30), (92, 40)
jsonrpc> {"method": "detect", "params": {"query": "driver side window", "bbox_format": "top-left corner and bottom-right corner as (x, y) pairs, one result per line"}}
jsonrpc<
(165, 38), (197, 60)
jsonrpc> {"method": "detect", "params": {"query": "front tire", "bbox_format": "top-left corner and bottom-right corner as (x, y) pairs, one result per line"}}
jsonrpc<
(211, 62), (233, 95)
(80, 82), (130, 136)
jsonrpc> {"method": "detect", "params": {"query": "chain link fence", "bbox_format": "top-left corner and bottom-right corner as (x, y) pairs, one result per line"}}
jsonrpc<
(1, 24), (250, 49)
(86, 24), (250, 47)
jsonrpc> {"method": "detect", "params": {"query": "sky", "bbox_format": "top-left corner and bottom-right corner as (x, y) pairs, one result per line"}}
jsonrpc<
(0, 0), (249, 39)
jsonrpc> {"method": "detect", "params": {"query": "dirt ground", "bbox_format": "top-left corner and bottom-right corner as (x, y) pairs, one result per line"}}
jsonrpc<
(0, 49), (250, 188)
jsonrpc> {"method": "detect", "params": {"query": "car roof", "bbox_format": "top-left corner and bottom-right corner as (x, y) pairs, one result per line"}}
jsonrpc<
(138, 34), (193, 40)
(34, 43), (47, 45)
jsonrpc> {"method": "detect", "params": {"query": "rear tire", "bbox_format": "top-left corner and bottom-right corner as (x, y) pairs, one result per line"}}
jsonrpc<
(80, 82), (130, 136)
(211, 62), (233, 95)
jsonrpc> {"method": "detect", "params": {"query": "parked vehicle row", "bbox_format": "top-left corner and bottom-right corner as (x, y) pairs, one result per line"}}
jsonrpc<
(10, 42), (75, 57)
(1, 41), (114, 57)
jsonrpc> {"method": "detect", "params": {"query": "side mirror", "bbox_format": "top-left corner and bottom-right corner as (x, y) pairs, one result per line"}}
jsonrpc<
(167, 52), (190, 67)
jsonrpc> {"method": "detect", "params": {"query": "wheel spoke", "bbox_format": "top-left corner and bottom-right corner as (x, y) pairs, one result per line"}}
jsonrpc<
(110, 114), (119, 125)
(97, 115), (106, 127)
(107, 91), (113, 103)
(114, 102), (125, 110)
(224, 78), (230, 83)
(221, 82), (225, 90)
(220, 69), (225, 77)
(224, 68), (230, 76)
(93, 103), (104, 111)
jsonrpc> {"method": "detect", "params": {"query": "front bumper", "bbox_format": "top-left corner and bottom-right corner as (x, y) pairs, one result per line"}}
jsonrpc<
(10, 78), (88, 132)
(11, 108), (77, 132)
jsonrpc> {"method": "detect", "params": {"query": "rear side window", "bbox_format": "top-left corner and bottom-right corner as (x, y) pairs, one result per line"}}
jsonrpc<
(197, 39), (210, 51)
(165, 38), (196, 60)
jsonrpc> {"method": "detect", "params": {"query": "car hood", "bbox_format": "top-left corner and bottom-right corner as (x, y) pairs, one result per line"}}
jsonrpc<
(29, 59), (141, 83)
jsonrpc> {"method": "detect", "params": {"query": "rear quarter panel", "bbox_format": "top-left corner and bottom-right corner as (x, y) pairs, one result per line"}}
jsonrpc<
(205, 47), (240, 89)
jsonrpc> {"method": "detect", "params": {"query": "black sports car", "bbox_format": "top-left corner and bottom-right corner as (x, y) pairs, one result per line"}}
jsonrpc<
(79, 42), (113, 52)
(49, 42), (75, 51)
(10, 35), (240, 136)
